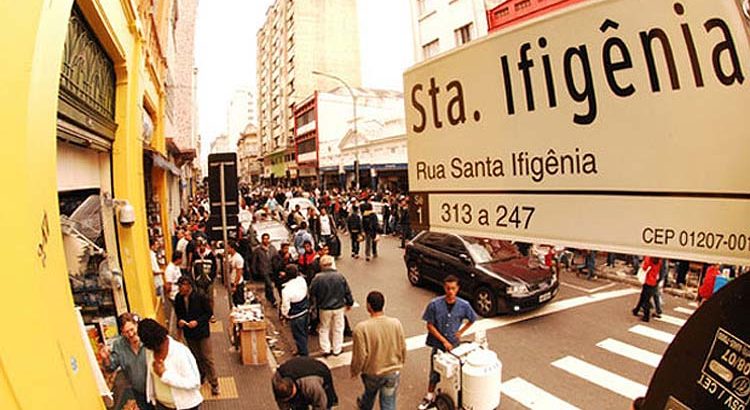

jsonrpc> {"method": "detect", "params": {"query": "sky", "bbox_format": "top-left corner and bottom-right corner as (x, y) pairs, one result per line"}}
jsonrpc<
(194, 0), (414, 164)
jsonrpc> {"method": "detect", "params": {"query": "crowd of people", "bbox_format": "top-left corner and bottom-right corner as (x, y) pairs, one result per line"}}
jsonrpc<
(103, 183), (746, 410)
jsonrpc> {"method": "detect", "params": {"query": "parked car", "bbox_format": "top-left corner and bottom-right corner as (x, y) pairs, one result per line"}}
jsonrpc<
(253, 220), (298, 260)
(404, 231), (559, 317)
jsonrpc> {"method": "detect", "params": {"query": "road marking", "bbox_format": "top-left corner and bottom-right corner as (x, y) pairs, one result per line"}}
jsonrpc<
(655, 314), (687, 327)
(327, 288), (639, 369)
(551, 356), (648, 400)
(688, 301), (699, 308)
(596, 338), (662, 368)
(629, 325), (675, 344)
(561, 282), (617, 294)
(501, 377), (581, 410)
(674, 307), (695, 315)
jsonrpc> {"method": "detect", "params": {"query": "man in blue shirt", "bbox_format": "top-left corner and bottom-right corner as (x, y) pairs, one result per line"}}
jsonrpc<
(419, 275), (477, 410)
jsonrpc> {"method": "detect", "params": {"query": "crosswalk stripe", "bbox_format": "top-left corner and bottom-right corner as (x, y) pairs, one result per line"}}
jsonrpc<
(655, 314), (687, 327)
(629, 324), (675, 343)
(551, 356), (648, 400)
(674, 307), (695, 315)
(596, 338), (662, 368)
(688, 301), (699, 308)
(501, 377), (581, 410)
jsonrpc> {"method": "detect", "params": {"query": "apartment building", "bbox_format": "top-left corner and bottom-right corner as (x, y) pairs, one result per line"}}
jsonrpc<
(409, 0), (489, 62)
(257, 0), (361, 184)
(226, 87), (257, 148)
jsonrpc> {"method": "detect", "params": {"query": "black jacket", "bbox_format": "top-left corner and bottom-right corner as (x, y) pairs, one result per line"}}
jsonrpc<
(347, 214), (362, 233)
(174, 290), (213, 340)
(309, 269), (354, 310)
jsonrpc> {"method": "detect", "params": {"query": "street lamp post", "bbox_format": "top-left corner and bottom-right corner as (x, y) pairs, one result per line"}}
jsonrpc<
(312, 70), (359, 190)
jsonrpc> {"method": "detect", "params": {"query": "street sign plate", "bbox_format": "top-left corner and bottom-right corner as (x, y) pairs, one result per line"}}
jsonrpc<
(404, 0), (750, 263)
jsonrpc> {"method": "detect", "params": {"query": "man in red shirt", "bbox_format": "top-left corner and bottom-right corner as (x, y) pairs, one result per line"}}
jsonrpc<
(632, 257), (662, 322)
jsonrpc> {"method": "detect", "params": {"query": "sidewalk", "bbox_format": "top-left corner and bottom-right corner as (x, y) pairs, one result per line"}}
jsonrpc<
(591, 259), (700, 300)
(199, 281), (280, 410)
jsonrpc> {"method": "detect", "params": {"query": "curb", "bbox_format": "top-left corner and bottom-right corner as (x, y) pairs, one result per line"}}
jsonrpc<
(595, 267), (698, 301)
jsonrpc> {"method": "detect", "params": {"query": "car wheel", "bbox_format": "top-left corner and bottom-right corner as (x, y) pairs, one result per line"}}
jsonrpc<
(473, 286), (497, 317)
(407, 262), (423, 286)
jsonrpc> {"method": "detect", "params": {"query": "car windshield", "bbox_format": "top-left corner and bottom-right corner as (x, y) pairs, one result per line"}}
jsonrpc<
(257, 224), (288, 241)
(461, 235), (520, 264)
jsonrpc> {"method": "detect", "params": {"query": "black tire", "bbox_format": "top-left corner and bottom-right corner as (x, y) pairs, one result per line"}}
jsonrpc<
(473, 286), (497, 317)
(434, 393), (456, 410)
(407, 261), (423, 286)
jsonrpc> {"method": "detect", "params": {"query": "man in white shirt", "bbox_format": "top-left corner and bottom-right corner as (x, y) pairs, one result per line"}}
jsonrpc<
(138, 318), (203, 410)
(319, 207), (335, 247)
(280, 264), (309, 356)
(164, 251), (184, 338)
(226, 240), (245, 306)
(150, 238), (164, 297)
(176, 230), (191, 273)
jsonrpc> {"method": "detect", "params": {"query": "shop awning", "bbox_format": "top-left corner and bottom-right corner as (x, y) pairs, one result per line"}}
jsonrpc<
(148, 150), (181, 176)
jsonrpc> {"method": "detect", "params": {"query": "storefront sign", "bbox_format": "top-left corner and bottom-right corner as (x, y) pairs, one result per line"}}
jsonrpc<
(405, 0), (750, 263)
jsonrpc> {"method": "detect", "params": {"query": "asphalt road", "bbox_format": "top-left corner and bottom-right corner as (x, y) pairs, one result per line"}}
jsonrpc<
(315, 234), (697, 410)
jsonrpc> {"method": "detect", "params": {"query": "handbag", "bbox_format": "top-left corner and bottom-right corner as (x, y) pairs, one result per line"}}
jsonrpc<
(357, 233), (365, 242)
(636, 266), (650, 284)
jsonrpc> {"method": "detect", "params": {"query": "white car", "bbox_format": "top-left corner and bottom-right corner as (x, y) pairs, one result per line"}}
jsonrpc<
(282, 197), (319, 223)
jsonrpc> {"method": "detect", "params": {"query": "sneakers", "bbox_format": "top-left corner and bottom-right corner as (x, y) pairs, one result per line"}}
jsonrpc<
(322, 351), (332, 358)
(418, 395), (435, 410)
(653, 313), (662, 319)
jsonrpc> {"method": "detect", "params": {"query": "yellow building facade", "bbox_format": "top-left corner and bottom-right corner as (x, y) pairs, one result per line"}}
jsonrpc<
(0, 0), (174, 407)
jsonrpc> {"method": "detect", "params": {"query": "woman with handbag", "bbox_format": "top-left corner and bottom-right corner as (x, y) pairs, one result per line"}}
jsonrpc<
(632, 257), (662, 322)
(347, 205), (363, 259)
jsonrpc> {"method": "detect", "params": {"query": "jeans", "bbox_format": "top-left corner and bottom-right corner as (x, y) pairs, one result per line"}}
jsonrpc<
(186, 337), (218, 388)
(634, 284), (657, 317)
(351, 234), (361, 256)
(261, 272), (276, 305)
(365, 233), (378, 258)
(319, 307), (345, 354)
(358, 372), (400, 410)
(290, 313), (309, 356)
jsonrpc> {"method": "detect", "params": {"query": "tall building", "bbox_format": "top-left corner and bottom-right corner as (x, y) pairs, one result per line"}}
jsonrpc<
(237, 123), (262, 185)
(408, 0), (489, 62)
(226, 87), (257, 148)
(257, 0), (361, 184)
(294, 88), (406, 190)
(210, 134), (233, 154)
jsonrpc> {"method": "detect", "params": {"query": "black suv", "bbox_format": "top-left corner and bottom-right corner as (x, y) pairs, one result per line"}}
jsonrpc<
(404, 231), (559, 317)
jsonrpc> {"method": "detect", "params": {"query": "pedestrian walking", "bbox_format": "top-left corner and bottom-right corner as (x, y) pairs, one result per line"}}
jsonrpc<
(280, 264), (309, 356)
(271, 357), (338, 410)
(632, 256), (663, 322)
(362, 201), (379, 262)
(99, 313), (152, 410)
(164, 250), (184, 337)
(293, 221), (314, 256)
(347, 206), (363, 258)
(350, 291), (406, 410)
(309, 255), (354, 357)
(173, 276), (219, 396)
(226, 240), (246, 306)
(138, 318), (203, 410)
(252, 233), (279, 307)
(418, 275), (477, 410)
(190, 237), (216, 313)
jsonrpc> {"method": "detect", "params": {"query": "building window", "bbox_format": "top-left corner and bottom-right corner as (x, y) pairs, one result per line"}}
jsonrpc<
(417, 0), (435, 15)
(422, 39), (439, 59)
(454, 23), (472, 46)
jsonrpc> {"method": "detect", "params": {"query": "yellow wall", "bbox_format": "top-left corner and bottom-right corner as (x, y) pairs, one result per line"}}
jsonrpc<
(0, 0), (170, 407)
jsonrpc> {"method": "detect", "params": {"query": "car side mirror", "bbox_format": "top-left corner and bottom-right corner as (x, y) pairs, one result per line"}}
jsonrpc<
(459, 253), (472, 265)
